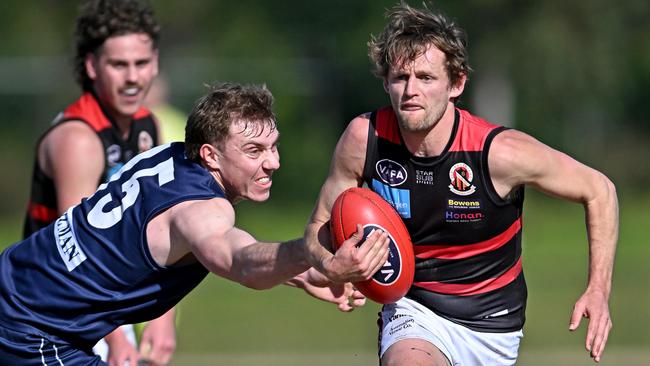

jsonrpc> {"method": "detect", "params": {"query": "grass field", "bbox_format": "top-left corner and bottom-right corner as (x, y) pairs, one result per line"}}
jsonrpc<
(0, 190), (648, 365)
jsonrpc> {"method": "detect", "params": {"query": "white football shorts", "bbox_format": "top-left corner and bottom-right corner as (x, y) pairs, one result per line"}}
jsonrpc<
(379, 297), (523, 365)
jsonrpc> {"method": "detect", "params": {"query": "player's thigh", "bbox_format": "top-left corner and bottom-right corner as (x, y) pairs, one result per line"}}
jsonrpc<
(381, 338), (451, 366)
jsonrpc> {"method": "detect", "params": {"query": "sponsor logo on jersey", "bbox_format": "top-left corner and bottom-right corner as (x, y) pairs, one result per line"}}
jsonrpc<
(415, 169), (434, 185)
(371, 179), (411, 218)
(444, 210), (485, 222)
(376, 159), (408, 186)
(445, 199), (485, 223)
(54, 208), (87, 271)
(107, 144), (121, 167)
(138, 131), (154, 152)
(448, 162), (477, 196)
(362, 224), (402, 285)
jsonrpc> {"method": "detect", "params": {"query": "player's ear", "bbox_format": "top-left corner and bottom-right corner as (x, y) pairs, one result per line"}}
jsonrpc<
(199, 143), (221, 171)
(85, 53), (98, 80)
(382, 78), (389, 93)
(450, 73), (467, 99)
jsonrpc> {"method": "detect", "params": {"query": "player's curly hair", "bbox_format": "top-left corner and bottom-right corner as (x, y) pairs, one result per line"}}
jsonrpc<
(368, 2), (471, 88)
(185, 82), (277, 162)
(74, 0), (160, 91)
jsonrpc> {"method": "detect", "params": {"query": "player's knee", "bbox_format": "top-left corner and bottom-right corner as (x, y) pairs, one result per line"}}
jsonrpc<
(381, 339), (450, 366)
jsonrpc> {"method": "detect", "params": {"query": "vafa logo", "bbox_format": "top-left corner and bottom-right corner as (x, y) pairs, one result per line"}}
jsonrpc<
(376, 159), (407, 186)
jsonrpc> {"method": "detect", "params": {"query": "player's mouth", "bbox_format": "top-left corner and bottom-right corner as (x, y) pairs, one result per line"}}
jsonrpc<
(400, 102), (423, 111)
(256, 176), (272, 188)
(120, 86), (142, 101)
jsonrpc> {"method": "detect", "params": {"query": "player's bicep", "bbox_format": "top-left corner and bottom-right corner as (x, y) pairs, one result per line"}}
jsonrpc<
(174, 200), (254, 279)
(44, 123), (105, 213)
(490, 130), (602, 203)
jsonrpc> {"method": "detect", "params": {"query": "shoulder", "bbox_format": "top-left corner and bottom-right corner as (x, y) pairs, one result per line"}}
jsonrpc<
(40, 121), (104, 174)
(339, 113), (371, 147)
(43, 121), (103, 158)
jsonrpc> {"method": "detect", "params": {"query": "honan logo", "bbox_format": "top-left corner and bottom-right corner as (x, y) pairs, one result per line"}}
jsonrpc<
(376, 159), (408, 186)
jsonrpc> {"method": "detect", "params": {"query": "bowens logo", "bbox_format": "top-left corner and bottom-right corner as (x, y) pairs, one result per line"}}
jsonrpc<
(376, 159), (408, 186)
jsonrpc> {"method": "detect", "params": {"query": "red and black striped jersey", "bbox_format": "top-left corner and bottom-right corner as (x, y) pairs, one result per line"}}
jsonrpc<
(23, 92), (159, 238)
(363, 106), (526, 332)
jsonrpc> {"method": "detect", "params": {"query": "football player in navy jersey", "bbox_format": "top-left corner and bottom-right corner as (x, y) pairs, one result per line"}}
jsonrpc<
(304, 3), (618, 365)
(22, 1), (167, 364)
(0, 82), (387, 366)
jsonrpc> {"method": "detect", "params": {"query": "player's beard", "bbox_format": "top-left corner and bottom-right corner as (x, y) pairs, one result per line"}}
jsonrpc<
(396, 103), (446, 133)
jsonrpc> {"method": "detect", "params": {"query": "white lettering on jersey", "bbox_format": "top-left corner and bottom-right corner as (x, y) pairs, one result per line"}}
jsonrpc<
(54, 207), (86, 271)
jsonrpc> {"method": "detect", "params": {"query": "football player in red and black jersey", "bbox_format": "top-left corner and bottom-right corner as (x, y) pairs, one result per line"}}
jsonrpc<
(305, 3), (618, 365)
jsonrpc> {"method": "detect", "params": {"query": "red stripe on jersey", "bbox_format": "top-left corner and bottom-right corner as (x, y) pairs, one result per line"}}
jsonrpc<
(28, 201), (58, 223)
(62, 93), (111, 131)
(414, 218), (522, 260)
(133, 107), (152, 120)
(375, 106), (401, 145)
(414, 258), (522, 296)
(449, 109), (500, 152)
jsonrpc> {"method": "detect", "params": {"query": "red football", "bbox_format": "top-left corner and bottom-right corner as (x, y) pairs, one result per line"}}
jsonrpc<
(330, 187), (414, 304)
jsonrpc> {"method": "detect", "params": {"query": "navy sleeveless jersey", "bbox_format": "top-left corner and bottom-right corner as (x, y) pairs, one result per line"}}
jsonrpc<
(1, 143), (219, 348)
(363, 106), (526, 332)
(23, 92), (159, 237)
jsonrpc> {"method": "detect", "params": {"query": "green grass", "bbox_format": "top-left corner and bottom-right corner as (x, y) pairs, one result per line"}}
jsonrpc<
(1, 191), (647, 365)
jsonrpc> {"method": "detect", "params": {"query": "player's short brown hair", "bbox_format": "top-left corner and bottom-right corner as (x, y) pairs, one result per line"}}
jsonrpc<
(368, 2), (471, 87)
(185, 82), (277, 162)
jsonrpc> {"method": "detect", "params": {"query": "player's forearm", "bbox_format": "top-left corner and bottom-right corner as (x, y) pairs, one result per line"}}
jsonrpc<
(304, 221), (334, 274)
(584, 174), (618, 296)
(232, 238), (309, 290)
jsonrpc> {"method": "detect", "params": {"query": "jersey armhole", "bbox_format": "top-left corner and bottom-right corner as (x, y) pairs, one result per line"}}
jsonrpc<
(481, 127), (524, 207)
(362, 111), (378, 185)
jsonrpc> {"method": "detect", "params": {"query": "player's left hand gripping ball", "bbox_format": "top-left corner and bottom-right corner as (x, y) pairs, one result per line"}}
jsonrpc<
(330, 187), (415, 304)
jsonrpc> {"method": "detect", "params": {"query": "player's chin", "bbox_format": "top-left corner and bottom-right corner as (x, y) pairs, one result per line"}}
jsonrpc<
(247, 188), (272, 202)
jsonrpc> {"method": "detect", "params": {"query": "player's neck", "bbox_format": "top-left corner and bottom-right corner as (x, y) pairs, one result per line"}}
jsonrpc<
(113, 116), (132, 140)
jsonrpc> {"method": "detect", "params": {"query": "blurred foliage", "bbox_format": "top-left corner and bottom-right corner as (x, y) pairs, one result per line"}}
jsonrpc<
(0, 0), (649, 219)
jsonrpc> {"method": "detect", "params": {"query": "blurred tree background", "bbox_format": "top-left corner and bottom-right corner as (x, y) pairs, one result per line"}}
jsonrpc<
(0, 0), (648, 226)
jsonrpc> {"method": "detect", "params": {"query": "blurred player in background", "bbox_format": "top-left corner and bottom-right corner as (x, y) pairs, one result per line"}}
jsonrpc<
(22, 0), (176, 364)
(304, 3), (618, 365)
(0, 82), (382, 365)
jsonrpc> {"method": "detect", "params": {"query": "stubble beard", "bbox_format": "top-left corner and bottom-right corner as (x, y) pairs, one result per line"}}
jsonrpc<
(396, 105), (446, 134)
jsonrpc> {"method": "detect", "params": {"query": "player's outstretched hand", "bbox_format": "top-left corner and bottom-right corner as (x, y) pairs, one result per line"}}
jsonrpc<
(569, 288), (612, 363)
(323, 224), (390, 283)
(301, 268), (366, 311)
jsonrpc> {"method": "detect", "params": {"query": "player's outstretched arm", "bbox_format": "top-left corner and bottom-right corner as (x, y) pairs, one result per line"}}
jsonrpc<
(489, 129), (618, 363)
(173, 197), (310, 290)
(304, 115), (390, 283)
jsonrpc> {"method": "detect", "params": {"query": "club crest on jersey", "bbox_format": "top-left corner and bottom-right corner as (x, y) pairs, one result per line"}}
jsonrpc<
(448, 162), (476, 196)
(138, 131), (154, 152)
(107, 144), (121, 167)
(376, 159), (408, 186)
